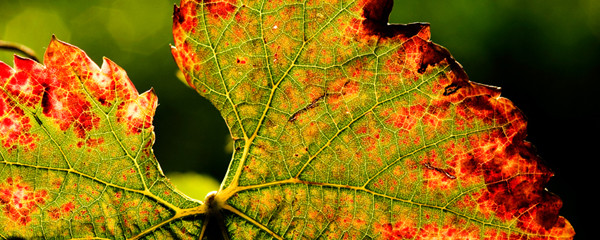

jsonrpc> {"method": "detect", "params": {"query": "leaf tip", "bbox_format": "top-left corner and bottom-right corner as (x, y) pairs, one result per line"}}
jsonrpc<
(12, 54), (39, 72)
(47, 35), (69, 51)
(116, 88), (159, 135)
(141, 87), (159, 109)
(44, 35), (91, 69)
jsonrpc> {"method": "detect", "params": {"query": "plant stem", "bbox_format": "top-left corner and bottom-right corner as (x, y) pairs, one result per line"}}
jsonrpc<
(0, 40), (39, 62)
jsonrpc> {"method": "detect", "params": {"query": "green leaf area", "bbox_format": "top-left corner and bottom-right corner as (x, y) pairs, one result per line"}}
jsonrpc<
(0, 0), (574, 239)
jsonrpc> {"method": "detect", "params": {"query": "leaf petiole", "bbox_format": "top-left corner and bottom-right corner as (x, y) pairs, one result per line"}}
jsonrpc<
(0, 40), (39, 62)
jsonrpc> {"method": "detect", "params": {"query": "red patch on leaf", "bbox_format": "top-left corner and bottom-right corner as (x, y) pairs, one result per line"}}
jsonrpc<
(0, 38), (141, 141)
(385, 104), (426, 131)
(4, 57), (44, 108)
(42, 39), (109, 138)
(116, 89), (158, 134)
(0, 92), (36, 151)
(375, 220), (418, 239)
(48, 207), (60, 220)
(205, 0), (237, 20)
(434, 82), (574, 236)
(173, 1), (198, 33)
(0, 177), (48, 225)
(170, 41), (197, 89)
(62, 202), (76, 213)
(40, 81), (100, 138)
(85, 137), (105, 148)
(46, 201), (76, 221)
(236, 57), (247, 64)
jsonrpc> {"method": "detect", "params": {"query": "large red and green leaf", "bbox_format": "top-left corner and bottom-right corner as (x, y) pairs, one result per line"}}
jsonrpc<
(0, 0), (574, 239)
(0, 37), (204, 238)
(171, 0), (574, 238)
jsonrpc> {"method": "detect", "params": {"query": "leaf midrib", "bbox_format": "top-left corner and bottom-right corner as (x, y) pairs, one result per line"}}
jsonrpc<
(222, 0), (356, 192)
(224, 176), (544, 239)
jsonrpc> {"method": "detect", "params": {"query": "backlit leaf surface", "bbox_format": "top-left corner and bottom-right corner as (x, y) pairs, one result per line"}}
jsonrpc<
(171, 0), (574, 239)
(0, 0), (575, 239)
(0, 37), (205, 239)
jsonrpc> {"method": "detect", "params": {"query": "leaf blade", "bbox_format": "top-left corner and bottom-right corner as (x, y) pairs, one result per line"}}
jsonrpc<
(0, 37), (205, 239)
(173, 0), (574, 239)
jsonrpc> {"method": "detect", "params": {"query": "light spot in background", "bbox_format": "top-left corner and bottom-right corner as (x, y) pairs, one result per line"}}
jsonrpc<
(106, 9), (137, 50)
(106, 0), (170, 54)
(166, 172), (220, 201)
(1, 8), (71, 63)
(584, 0), (600, 39)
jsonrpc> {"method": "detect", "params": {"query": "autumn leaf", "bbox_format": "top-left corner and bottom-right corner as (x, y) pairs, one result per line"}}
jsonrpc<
(171, 0), (575, 239)
(0, 0), (575, 239)
(0, 37), (205, 239)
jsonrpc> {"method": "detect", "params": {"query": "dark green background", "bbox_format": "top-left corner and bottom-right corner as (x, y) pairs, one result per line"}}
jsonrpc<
(1, 0), (596, 238)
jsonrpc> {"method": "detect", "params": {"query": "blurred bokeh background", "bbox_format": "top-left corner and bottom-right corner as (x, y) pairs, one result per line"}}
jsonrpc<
(1, 0), (596, 238)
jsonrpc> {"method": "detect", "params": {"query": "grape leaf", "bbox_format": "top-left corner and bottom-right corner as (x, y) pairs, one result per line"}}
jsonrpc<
(171, 0), (574, 239)
(0, 37), (205, 239)
(0, 0), (575, 239)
